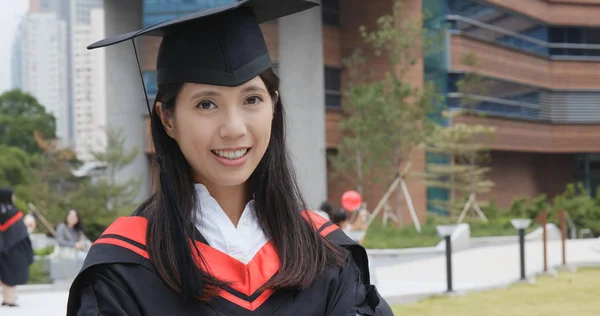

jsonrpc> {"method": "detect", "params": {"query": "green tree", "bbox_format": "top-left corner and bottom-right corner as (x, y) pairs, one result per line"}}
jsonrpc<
(422, 114), (495, 221)
(0, 89), (57, 154)
(329, 0), (442, 225)
(0, 145), (32, 187)
(18, 131), (80, 226)
(421, 53), (495, 222)
(69, 128), (141, 240)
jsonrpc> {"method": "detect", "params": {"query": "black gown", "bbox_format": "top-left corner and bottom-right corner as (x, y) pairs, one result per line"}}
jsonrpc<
(66, 211), (394, 315)
(0, 209), (34, 286)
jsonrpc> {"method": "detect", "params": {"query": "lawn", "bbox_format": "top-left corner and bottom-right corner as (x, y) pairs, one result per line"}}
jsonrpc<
(361, 217), (538, 249)
(392, 268), (600, 316)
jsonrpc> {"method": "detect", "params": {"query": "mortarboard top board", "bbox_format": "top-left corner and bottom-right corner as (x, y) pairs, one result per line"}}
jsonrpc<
(87, 0), (319, 88)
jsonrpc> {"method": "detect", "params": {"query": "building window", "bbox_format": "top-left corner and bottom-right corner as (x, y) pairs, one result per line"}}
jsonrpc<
(446, 73), (541, 120)
(322, 0), (340, 27)
(324, 66), (341, 108)
(143, 71), (158, 96)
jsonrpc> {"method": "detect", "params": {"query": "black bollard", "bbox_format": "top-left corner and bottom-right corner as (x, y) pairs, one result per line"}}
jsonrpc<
(445, 235), (453, 292)
(518, 228), (526, 280)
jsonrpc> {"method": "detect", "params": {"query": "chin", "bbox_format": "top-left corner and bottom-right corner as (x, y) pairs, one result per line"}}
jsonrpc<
(208, 171), (253, 188)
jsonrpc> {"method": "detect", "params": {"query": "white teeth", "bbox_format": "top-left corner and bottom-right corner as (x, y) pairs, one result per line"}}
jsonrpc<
(213, 149), (248, 159)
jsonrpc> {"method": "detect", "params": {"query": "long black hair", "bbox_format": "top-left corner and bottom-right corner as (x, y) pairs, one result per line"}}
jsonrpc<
(64, 209), (84, 232)
(138, 68), (345, 301)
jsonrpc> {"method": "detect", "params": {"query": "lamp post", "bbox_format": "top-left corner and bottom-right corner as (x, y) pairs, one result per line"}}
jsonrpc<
(437, 224), (459, 293)
(511, 219), (532, 281)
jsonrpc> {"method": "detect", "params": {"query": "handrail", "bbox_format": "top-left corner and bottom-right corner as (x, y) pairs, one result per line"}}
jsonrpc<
(565, 212), (577, 240)
(447, 14), (600, 50)
(447, 92), (540, 110)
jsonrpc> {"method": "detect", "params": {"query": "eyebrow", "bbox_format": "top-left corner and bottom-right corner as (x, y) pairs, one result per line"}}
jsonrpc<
(241, 85), (268, 94)
(190, 85), (268, 102)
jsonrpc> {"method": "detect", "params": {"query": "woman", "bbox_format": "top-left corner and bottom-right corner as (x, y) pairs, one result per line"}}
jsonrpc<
(0, 187), (34, 307)
(66, 1), (393, 315)
(56, 209), (90, 262)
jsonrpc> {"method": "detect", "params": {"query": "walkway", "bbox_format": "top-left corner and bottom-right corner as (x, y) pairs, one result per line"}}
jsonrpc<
(373, 239), (600, 303)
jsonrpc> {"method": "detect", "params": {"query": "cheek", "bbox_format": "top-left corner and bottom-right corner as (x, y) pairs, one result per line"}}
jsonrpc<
(175, 123), (212, 159)
(253, 110), (274, 148)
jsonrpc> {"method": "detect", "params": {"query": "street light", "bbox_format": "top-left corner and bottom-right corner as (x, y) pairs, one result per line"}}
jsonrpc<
(437, 224), (459, 293)
(511, 219), (532, 281)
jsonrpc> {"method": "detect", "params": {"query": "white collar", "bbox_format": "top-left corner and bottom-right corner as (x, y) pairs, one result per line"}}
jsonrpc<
(193, 184), (269, 264)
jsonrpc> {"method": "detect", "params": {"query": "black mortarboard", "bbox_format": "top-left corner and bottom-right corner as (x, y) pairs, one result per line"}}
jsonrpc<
(88, 0), (318, 89)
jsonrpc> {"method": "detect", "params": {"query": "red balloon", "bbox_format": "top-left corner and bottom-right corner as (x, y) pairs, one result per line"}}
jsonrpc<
(341, 190), (362, 212)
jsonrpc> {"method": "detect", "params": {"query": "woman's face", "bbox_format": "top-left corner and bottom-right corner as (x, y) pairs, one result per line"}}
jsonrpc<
(159, 76), (275, 189)
(67, 210), (79, 227)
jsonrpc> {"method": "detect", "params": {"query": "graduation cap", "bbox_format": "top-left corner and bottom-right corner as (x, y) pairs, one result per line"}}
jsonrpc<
(87, 0), (319, 116)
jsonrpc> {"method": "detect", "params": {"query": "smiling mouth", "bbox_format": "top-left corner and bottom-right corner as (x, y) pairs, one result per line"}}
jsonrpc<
(211, 148), (251, 160)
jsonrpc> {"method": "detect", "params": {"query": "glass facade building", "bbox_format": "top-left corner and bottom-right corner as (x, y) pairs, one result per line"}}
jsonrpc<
(423, 0), (600, 211)
(424, 0), (600, 123)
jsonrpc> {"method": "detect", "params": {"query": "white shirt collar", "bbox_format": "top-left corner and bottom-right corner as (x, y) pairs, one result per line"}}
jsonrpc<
(193, 184), (269, 264)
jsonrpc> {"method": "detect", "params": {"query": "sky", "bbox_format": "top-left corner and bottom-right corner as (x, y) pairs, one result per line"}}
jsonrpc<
(0, 1), (29, 94)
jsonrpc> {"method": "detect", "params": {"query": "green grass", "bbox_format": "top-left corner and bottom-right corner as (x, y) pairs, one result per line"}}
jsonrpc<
(392, 268), (600, 316)
(33, 245), (55, 256)
(362, 220), (441, 249)
(28, 259), (52, 284)
(362, 217), (538, 249)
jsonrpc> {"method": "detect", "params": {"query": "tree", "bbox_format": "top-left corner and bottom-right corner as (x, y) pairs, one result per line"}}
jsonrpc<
(421, 53), (495, 222)
(329, 0), (442, 225)
(17, 131), (80, 226)
(0, 89), (57, 155)
(69, 128), (141, 240)
(0, 145), (32, 188)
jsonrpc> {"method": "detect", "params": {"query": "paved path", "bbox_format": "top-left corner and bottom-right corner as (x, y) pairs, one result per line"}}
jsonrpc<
(2, 291), (68, 315)
(373, 239), (600, 302)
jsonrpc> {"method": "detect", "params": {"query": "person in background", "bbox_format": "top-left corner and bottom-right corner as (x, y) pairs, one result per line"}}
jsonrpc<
(314, 200), (332, 220)
(23, 214), (36, 234)
(330, 208), (349, 229)
(0, 187), (34, 307)
(55, 209), (90, 262)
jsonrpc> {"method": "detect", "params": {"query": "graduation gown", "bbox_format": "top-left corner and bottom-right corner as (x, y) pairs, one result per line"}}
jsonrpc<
(0, 209), (34, 286)
(66, 212), (394, 315)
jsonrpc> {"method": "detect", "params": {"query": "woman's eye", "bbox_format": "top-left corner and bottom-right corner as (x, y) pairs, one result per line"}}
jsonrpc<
(245, 96), (264, 105)
(197, 100), (217, 110)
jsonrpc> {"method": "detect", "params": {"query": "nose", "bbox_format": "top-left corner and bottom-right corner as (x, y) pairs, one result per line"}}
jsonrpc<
(219, 108), (247, 139)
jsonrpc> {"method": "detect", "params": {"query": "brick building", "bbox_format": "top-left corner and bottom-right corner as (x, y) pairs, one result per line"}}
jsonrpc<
(100, 0), (600, 222)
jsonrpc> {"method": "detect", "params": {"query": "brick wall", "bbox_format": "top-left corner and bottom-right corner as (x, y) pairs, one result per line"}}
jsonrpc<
(482, 151), (574, 208)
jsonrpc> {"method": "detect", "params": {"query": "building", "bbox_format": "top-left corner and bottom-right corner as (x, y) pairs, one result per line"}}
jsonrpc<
(11, 35), (22, 90)
(430, 0), (600, 209)
(15, 12), (70, 144)
(15, 0), (106, 155)
(72, 6), (107, 161)
(99, 0), (600, 219)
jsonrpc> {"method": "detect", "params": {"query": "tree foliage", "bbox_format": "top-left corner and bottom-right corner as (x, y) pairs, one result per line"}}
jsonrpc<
(330, 0), (442, 200)
(70, 128), (141, 239)
(421, 53), (495, 218)
(0, 89), (57, 155)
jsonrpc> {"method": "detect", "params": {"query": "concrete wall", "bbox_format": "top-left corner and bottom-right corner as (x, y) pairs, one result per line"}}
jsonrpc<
(277, 1), (328, 210)
(104, 0), (149, 201)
